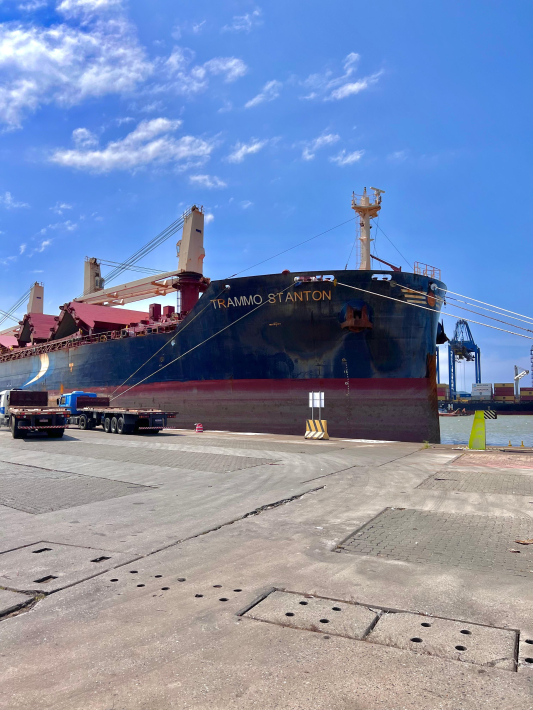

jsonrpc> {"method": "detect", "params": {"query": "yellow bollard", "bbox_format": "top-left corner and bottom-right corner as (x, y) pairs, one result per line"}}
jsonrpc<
(509, 440), (512, 447)
(522, 441), (525, 448)
(468, 411), (486, 450)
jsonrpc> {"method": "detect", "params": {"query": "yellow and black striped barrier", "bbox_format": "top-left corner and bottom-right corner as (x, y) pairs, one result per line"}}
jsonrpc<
(305, 420), (329, 440)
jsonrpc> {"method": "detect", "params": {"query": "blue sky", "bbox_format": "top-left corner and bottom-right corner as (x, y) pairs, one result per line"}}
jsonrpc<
(0, 0), (532, 387)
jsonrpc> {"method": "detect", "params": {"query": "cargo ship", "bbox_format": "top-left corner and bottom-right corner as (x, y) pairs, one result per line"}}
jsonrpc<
(0, 189), (446, 442)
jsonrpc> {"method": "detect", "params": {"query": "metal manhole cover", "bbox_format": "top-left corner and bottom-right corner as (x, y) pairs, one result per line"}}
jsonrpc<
(0, 542), (134, 593)
(367, 611), (517, 670)
(243, 590), (378, 640)
(337, 508), (533, 576)
(243, 590), (519, 671)
(0, 461), (153, 514)
(417, 470), (533, 496)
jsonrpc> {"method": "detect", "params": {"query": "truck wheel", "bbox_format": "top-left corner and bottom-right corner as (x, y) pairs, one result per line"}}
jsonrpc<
(79, 414), (88, 430)
(110, 417), (118, 434)
(116, 417), (130, 435)
(104, 417), (111, 433)
(10, 419), (26, 439)
(47, 430), (64, 438)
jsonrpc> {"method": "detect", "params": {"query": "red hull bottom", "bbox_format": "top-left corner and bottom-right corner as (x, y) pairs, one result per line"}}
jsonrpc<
(52, 378), (441, 443)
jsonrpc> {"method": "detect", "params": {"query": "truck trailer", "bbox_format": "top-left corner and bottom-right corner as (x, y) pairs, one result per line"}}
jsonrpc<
(57, 391), (175, 435)
(0, 389), (69, 439)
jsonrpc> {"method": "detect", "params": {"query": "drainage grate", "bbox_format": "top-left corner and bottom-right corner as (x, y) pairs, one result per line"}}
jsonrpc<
(367, 611), (518, 670)
(0, 461), (153, 514)
(242, 590), (519, 671)
(243, 590), (378, 640)
(337, 508), (533, 576)
(418, 470), (533, 496)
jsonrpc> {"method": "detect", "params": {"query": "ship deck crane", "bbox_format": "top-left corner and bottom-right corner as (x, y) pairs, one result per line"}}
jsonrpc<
(448, 319), (481, 400)
(514, 365), (529, 397)
(75, 206), (208, 314)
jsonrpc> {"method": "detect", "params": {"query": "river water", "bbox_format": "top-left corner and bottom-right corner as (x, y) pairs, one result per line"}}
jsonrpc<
(439, 415), (533, 447)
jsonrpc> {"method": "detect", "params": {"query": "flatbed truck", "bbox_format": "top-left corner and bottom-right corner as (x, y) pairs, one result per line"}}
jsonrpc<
(0, 389), (69, 439)
(57, 391), (175, 435)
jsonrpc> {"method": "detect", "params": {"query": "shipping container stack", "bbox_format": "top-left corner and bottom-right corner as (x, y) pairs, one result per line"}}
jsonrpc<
(520, 387), (533, 402)
(437, 384), (449, 401)
(494, 383), (515, 402)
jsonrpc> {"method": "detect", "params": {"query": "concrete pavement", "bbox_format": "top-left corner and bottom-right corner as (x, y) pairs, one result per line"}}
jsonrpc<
(0, 427), (532, 709)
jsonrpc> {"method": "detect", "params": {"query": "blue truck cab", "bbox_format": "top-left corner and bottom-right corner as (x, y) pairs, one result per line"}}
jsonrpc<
(57, 391), (97, 416)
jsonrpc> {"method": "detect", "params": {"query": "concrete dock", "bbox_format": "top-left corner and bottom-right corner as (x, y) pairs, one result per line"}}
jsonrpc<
(0, 428), (532, 709)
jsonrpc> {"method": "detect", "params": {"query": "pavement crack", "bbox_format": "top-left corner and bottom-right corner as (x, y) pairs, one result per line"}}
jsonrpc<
(0, 591), (43, 623)
(28, 486), (326, 590)
(302, 449), (423, 483)
(146, 485), (326, 555)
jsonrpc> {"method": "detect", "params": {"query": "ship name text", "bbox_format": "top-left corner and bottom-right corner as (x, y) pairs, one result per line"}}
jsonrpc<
(210, 290), (331, 310)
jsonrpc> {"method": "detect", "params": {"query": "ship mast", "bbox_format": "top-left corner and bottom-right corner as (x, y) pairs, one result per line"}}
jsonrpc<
(351, 187), (384, 270)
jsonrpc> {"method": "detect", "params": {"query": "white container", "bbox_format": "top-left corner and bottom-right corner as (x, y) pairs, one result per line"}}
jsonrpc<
(472, 383), (493, 397)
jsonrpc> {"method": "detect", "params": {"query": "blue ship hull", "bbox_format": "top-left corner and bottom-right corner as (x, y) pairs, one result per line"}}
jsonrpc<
(0, 270), (445, 442)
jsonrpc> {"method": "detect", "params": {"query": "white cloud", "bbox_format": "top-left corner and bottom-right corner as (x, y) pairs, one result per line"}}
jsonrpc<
(343, 52), (360, 72)
(0, 191), (29, 209)
(388, 150), (408, 163)
(299, 52), (381, 102)
(28, 238), (52, 256)
(0, 255), (17, 266)
(189, 174), (227, 189)
(328, 74), (380, 101)
(218, 100), (233, 113)
(222, 8), (262, 33)
(203, 57), (247, 83)
(240, 200), (253, 209)
(0, 14), (152, 127)
(163, 48), (247, 96)
(57, 0), (122, 16)
(192, 21), (206, 34)
(0, 3), (249, 127)
(18, 0), (48, 10)
(172, 19), (206, 40)
(50, 201), (73, 214)
(39, 220), (77, 235)
(204, 213), (214, 224)
(245, 80), (281, 109)
(226, 138), (268, 164)
(301, 132), (340, 160)
(116, 116), (135, 125)
(73, 127), (99, 149)
(19, 243), (26, 254)
(50, 117), (215, 173)
(137, 101), (166, 113)
(329, 149), (364, 166)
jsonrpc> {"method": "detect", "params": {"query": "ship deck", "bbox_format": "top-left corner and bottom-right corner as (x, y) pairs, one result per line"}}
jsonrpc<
(0, 427), (532, 708)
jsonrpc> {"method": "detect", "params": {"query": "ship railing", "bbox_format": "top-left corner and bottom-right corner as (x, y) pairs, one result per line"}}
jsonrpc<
(0, 323), (179, 364)
(414, 261), (442, 280)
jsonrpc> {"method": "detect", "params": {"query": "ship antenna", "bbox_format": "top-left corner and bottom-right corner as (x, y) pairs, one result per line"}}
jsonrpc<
(351, 187), (385, 270)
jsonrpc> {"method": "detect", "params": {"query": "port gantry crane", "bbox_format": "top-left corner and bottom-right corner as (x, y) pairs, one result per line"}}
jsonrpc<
(448, 319), (481, 400)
